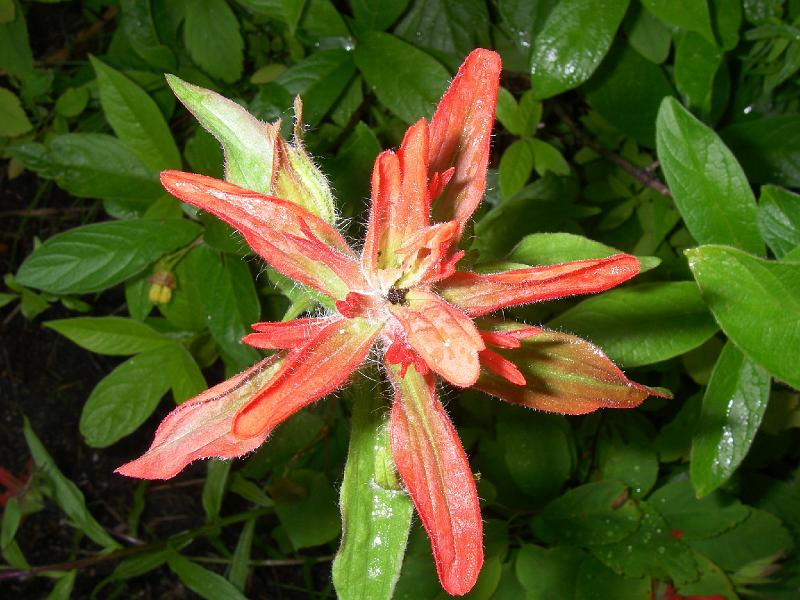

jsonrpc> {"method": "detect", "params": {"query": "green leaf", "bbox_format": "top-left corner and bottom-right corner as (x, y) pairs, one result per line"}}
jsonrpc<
(549, 282), (719, 367)
(54, 86), (89, 118)
(333, 374), (414, 600)
(691, 342), (771, 496)
(0, 292), (16, 308)
(532, 480), (642, 546)
(656, 97), (763, 255)
(0, 87), (32, 137)
(575, 555), (652, 599)
(228, 519), (255, 590)
(351, 0), (409, 31)
(120, 0), (176, 71)
(686, 245), (800, 390)
(499, 139), (535, 199)
(275, 49), (356, 126)
(686, 508), (793, 571)
(508, 232), (660, 272)
(46, 570), (77, 600)
(758, 185), (800, 258)
(16, 218), (201, 295)
(516, 545), (585, 597)
(721, 115), (800, 188)
(167, 551), (249, 600)
(193, 246), (260, 371)
(168, 344), (207, 403)
(44, 317), (169, 355)
(202, 460), (230, 521)
(0, 0), (33, 77)
(531, 139), (570, 177)
(642, 0), (715, 44)
(498, 408), (574, 502)
(1, 496), (21, 551)
(394, 0), (490, 71)
(596, 413), (658, 498)
(111, 549), (171, 580)
(184, 0), (244, 83)
(271, 469), (340, 550)
(674, 33), (723, 114)
(624, 3), (671, 64)
(90, 57), (181, 171)
(650, 479), (749, 539)
(79, 345), (176, 447)
(354, 31), (450, 123)
(583, 41), (674, 147)
(11, 133), (163, 202)
(530, 0), (630, 100)
(23, 418), (119, 549)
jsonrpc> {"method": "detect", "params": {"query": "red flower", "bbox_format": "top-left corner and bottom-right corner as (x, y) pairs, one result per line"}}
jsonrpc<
(118, 49), (663, 595)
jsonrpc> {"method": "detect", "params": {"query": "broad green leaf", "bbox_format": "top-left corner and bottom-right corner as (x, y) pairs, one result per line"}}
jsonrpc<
(168, 344), (207, 403)
(531, 139), (570, 177)
(333, 374), (414, 600)
(193, 246), (260, 371)
(0, 0), (33, 77)
(79, 345), (176, 447)
(0, 87), (32, 137)
(530, 0), (630, 100)
(624, 3), (671, 64)
(576, 554), (653, 600)
(326, 121), (382, 218)
(0, 292), (16, 308)
(90, 57), (181, 171)
(351, 0), (408, 31)
(298, 0), (350, 38)
(120, 0), (176, 71)
(167, 551), (249, 600)
(394, 0), (490, 71)
(650, 479), (749, 539)
(354, 31), (450, 123)
(596, 413), (658, 498)
(532, 480), (642, 546)
(276, 49), (356, 126)
(44, 317), (169, 355)
(498, 409), (573, 502)
(549, 282), (719, 367)
(686, 245), (800, 390)
(271, 469), (340, 549)
(711, 0), (741, 50)
(167, 75), (274, 194)
(23, 418), (119, 549)
(516, 545), (585, 597)
(674, 33), (723, 114)
(686, 508), (793, 571)
(691, 342), (771, 496)
(184, 0), (243, 83)
(584, 42), (674, 147)
(508, 232), (660, 271)
(229, 519), (255, 590)
(202, 460), (230, 520)
(722, 115), (800, 188)
(656, 98), (763, 255)
(592, 501), (698, 584)
(676, 554), (737, 600)
(54, 86), (89, 118)
(499, 139), (534, 199)
(642, 0), (715, 43)
(758, 185), (800, 258)
(16, 218), (201, 295)
(11, 134), (163, 202)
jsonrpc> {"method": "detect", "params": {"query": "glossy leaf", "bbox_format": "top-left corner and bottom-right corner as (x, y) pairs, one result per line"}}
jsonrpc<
(354, 31), (450, 123)
(692, 342), (772, 496)
(167, 551), (248, 600)
(550, 282), (719, 367)
(272, 470), (341, 549)
(11, 134), (163, 202)
(674, 33), (723, 114)
(656, 97), (764, 255)
(530, 0), (630, 100)
(0, 87), (31, 137)
(120, 0), (175, 71)
(16, 218), (201, 295)
(333, 374), (414, 600)
(722, 115), (800, 188)
(45, 317), (169, 356)
(184, 0), (243, 83)
(351, 0), (409, 30)
(90, 56), (181, 171)
(686, 245), (800, 390)
(499, 139), (534, 199)
(532, 480), (642, 546)
(624, 3), (671, 64)
(758, 185), (800, 258)
(23, 419), (119, 549)
(642, 0), (715, 43)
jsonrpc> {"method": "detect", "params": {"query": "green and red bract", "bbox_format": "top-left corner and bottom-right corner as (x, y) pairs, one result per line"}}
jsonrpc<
(117, 49), (662, 596)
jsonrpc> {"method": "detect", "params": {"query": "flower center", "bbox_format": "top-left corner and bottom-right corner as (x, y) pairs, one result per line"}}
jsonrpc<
(387, 287), (408, 305)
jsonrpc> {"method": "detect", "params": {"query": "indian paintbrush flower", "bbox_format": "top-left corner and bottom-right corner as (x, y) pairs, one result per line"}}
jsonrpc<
(117, 49), (664, 596)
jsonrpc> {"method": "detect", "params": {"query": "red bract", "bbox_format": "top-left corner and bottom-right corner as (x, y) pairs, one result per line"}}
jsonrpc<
(118, 49), (664, 596)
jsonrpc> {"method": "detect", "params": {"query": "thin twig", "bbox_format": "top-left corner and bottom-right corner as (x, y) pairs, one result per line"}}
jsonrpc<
(554, 104), (672, 198)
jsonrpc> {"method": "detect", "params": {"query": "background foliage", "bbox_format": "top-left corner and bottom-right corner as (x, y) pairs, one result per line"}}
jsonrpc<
(1, 0), (799, 598)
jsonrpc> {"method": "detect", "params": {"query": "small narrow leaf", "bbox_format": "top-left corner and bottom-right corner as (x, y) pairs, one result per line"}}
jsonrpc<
(167, 551), (249, 600)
